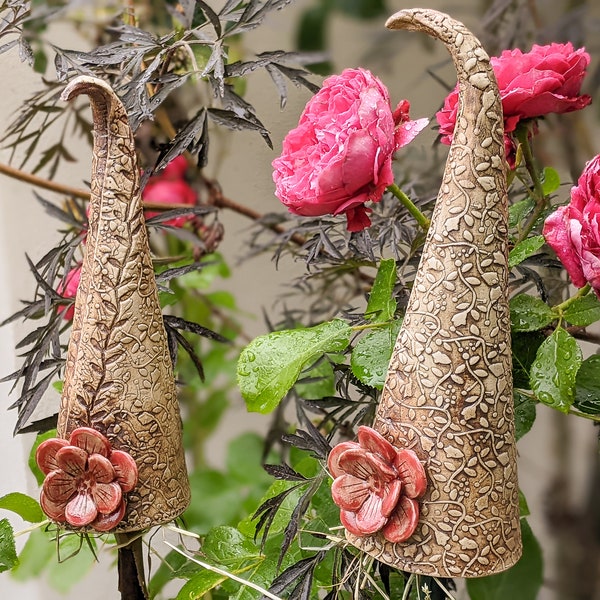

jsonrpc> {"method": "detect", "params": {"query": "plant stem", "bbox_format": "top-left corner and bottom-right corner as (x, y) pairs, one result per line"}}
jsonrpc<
(514, 123), (548, 242)
(554, 283), (591, 314)
(387, 183), (430, 232)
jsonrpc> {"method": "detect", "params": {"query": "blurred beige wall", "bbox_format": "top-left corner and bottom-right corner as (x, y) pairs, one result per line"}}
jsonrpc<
(0, 1), (599, 598)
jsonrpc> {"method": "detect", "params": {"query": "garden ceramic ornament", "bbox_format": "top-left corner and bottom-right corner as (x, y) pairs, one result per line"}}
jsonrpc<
(331, 8), (522, 577)
(37, 76), (191, 533)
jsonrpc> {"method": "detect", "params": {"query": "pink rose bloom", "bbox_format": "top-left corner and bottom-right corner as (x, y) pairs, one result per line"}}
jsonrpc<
(328, 426), (427, 542)
(272, 68), (428, 232)
(143, 156), (197, 227)
(437, 43), (591, 162)
(544, 155), (600, 295)
(57, 264), (82, 321)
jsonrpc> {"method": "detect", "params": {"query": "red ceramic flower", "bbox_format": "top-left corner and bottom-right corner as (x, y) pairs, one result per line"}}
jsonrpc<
(544, 154), (600, 296)
(437, 42), (591, 165)
(36, 427), (138, 532)
(328, 425), (426, 542)
(143, 156), (197, 227)
(57, 264), (82, 321)
(272, 68), (428, 232)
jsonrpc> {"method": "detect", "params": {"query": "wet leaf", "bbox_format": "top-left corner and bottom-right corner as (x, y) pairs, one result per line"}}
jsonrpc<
(574, 354), (600, 415)
(351, 320), (402, 389)
(176, 570), (227, 599)
(365, 258), (397, 322)
(513, 391), (536, 441)
(541, 166), (560, 195)
(509, 294), (554, 331)
(466, 519), (542, 600)
(508, 235), (545, 268)
(562, 293), (600, 327)
(530, 327), (581, 413)
(238, 319), (351, 413)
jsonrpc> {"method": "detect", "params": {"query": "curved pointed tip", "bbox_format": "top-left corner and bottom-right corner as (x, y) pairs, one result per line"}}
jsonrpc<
(61, 75), (113, 103)
(385, 9), (412, 30)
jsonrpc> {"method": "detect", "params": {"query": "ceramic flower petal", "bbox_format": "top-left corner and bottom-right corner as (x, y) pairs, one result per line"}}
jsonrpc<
(93, 501), (126, 532)
(381, 496), (420, 543)
(357, 425), (396, 463)
(92, 481), (122, 514)
(56, 445), (87, 478)
(331, 474), (371, 511)
(110, 450), (138, 492)
(65, 491), (98, 527)
(327, 441), (360, 478)
(40, 490), (66, 521)
(394, 449), (427, 499)
(70, 427), (111, 457)
(380, 479), (403, 518)
(88, 453), (116, 484)
(36, 438), (69, 475)
(337, 448), (397, 482)
(43, 469), (77, 503)
(353, 492), (388, 534)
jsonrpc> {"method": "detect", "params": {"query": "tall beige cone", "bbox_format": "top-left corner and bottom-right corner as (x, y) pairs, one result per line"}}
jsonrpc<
(58, 76), (190, 531)
(347, 9), (522, 577)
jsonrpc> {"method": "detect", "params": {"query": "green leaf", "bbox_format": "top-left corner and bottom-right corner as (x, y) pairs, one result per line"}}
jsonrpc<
(513, 391), (536, 441)
(365, 259), (397, 322)
(509, 294), (554, 331)
(238, 319), (352, 413)
(295, 358), (335, 399)
(508, 235), (545, 268)
(530, 327), (582, 413)
(512, 332), (545, 389)
(0, 493), (44, 523)
(176, 570), (227, 600)
(202, 526), (260, 568)
(149, 550), (189, 597)
(333, 0), (386, 19)
(28, 429), (57, 485)
(542, 166), (560, 195)
(574, 354), (600, 415)
(0, 518), (18, 573)
(11, 526), (54, 581)
(226, 433), (272, 487)
(562, 293), (600, 326)
(519, 490), (530, 517)
(47, 533), (96, 593)
(509, 198), (534, 229)
(466, 519), (542, 600)
(351, 320), (403, 389)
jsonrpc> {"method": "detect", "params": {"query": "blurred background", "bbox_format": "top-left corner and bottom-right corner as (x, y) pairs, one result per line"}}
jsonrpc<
(1, 0), (599, 598)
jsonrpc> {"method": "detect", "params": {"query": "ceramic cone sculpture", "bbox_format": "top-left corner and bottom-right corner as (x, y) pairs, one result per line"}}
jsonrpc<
(51, 76), (190, 531)
(346, 9), (522, 576)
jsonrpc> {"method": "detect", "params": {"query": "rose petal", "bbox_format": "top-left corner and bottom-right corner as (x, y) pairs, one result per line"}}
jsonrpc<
(382, 496), (420, 543)
(43, 469), (77, 503)
(327, 441), (360, 478)
(394, 449), (427, 499)
(110, 450), (138, 492)
(92, 501), (126, 532)
(40, 489), (66, 521)
(338, 448), (397, 482)
(36, 438), (69, 475)
(92, 482), (122, 514)
(331, 474), (371, 511)
(353, 492), (388, 534)
(56, 445), (88, 477)
(65, 491), (98, 527)
(69, 427), (111, 457)
(88, 453), (115, 484)
(357, 426), (396, 464)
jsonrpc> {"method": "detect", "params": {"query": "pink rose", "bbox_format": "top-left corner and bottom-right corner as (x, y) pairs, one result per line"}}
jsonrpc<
(57, 264), (82, 320)
(272, 68), (428, 232)
(143, 157), (197, 227)
(437, 43), (591, 163)
(544, 155), (600, 295)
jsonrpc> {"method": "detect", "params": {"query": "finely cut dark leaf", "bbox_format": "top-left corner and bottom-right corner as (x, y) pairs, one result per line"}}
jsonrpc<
(262, 463), (308, 482)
